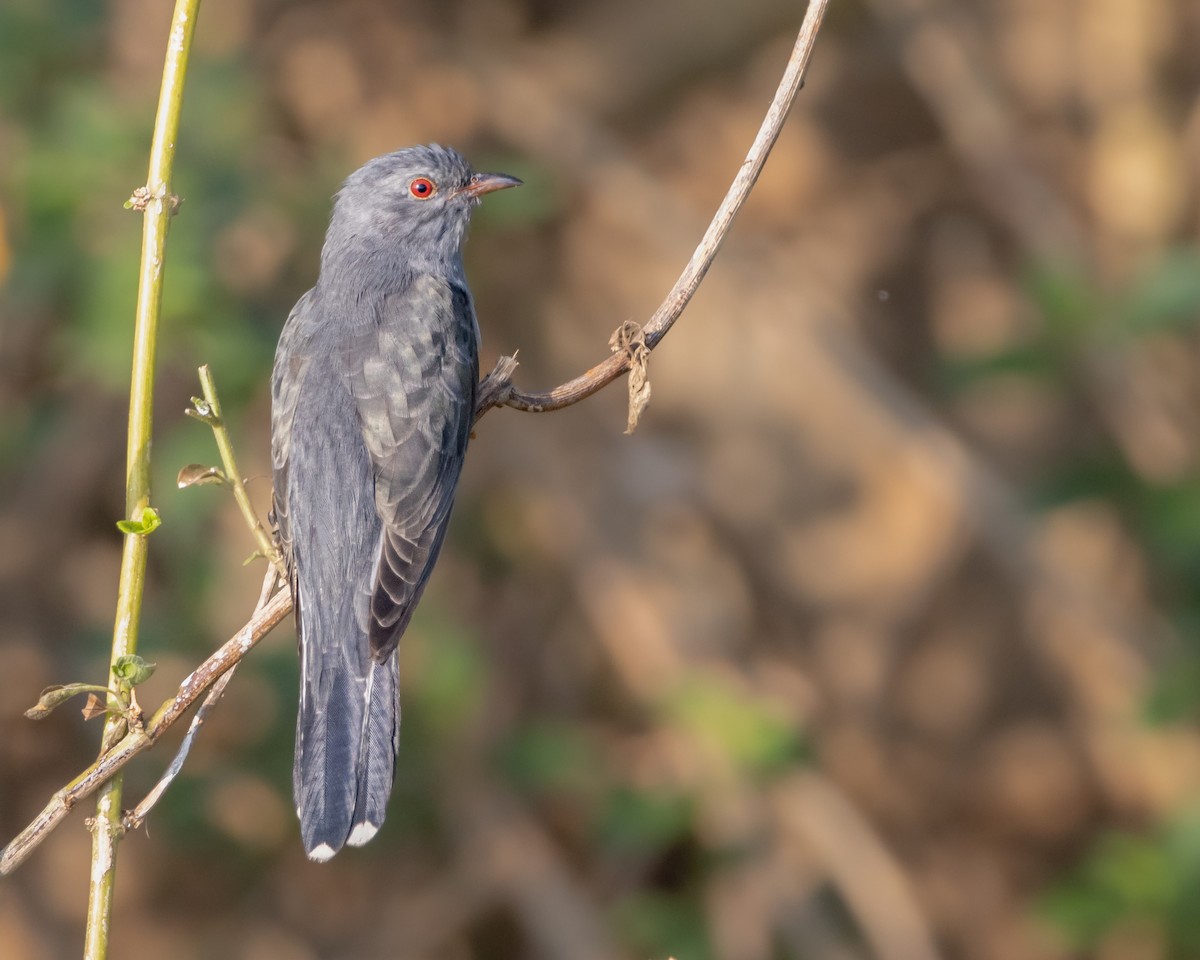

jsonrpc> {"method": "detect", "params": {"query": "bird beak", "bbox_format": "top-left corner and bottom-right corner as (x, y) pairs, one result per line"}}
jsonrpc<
(459, 172), (523, 199)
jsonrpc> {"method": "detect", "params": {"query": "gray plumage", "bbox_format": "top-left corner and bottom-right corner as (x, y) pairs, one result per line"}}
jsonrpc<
(270, 145), (520, 861)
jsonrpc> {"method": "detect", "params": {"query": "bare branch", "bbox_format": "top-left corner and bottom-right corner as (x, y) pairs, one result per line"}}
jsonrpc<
(122, 669), (237, 833)
(0, 586), (293, 876)
(475, 0), (829, 421)
(121, 570), (279, 832)
(189, 365), (287, 578)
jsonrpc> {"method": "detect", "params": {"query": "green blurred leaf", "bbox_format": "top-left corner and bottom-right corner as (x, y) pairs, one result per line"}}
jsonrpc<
(612, 891), (711, 960)
(595, 787), (693, 853)
(1024, 260), (1098, 341)
(1092, 833), (1173, 913)
(1028, 453), (1135, 510)
(664, 674), (806, 776)
(935, 345), (1061, 392)
(1114, 249), (1200, 337)
(1039, 879), (1121, 948)
(407, 610), (485, 737)
(1144, 648), (1200, 724)
(497, 721), (601, 794)
(1041, 817), (1200, 954)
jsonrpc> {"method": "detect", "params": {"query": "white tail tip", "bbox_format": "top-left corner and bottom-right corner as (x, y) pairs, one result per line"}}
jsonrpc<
(347, 822), (379, 846)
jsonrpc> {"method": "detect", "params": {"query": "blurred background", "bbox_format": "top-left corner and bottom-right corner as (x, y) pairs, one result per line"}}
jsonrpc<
(3, 0), (1200, 957)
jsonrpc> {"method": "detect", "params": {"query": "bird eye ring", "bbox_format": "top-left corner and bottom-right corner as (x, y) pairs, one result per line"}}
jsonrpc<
(409, 177), (436, 199)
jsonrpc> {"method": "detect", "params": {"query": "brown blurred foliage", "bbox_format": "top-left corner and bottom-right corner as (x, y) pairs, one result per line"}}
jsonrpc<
(2, 0), (1200, 958)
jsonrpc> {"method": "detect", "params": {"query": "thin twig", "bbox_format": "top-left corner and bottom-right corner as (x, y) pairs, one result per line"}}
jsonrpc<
(0, 586), (292, 877)
(86, 1), (201, 956)
(192, 365), (287, 577)
(475, 0), (829, 421)
(123, 672), (236, 833)
(122, 569), (277, 832)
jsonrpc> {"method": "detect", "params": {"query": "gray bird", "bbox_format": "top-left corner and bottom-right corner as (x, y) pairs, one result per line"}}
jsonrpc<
(270, 144), (521, 861)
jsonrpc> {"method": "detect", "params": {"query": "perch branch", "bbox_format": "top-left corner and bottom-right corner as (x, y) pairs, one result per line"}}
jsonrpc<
(0, 585), (292, 877)
(475, 0), (828, 421)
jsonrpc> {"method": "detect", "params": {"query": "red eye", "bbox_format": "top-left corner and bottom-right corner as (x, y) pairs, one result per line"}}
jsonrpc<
(409, 177), (436, 199)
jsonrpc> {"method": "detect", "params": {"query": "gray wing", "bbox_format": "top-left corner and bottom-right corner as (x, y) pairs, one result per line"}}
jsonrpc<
(270, 288), (317, 586)
(343, 276), (478, 661)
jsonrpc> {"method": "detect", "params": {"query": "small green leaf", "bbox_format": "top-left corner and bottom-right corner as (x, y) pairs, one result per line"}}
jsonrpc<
(117, 506), (162, 535)
(113, 654), (156, 686)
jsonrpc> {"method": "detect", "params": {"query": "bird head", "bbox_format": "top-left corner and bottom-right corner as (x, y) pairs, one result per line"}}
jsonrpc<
(324, 144), (522, 278)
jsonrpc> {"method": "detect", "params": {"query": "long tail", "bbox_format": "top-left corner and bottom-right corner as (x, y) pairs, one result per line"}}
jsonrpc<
(293, 599), (400, 861)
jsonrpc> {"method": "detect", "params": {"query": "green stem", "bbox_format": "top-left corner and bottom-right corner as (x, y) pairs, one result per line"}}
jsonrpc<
(196, 365), (287, 577)
(84, 2), (201, 957)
